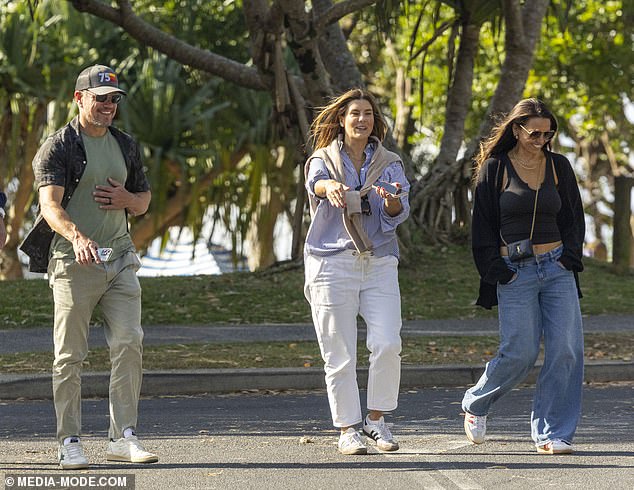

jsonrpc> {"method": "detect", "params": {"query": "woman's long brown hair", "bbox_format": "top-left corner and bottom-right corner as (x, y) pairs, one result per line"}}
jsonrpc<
(474, 98), (558, 179)
(308, 88), (388, 151)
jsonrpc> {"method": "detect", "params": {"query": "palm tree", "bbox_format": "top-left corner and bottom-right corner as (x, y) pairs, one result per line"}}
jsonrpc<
(116, 52), (229, 251)
(0, 1), (78, 278)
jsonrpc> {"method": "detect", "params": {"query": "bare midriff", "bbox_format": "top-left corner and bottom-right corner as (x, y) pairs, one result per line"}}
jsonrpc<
(500, 240), (563, 257)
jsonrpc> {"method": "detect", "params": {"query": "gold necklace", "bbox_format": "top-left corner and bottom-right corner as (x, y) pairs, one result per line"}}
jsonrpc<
(345, 148), (365, 167)
(510, 150), (538, 170)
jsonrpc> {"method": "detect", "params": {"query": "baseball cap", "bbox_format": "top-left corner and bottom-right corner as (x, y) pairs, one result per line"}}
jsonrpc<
(75, 64), (127, 95)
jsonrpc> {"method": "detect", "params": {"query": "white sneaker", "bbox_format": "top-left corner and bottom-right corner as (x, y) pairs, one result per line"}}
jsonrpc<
(106, 435), (159, 463)
(464, 412), (487, 444)
(362, 415), (399, 451)
(338, 428), (367, 455)
(58, 437), (89, 470)
(537, 439), (573, 454)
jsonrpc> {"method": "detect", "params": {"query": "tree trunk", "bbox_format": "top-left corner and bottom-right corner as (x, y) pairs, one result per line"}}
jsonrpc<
(612, 175), (633, 274)
(600, 130), (633, 273)
(246, 174), (284, 270)
(0, 101), (47, 280)
(312, 0), (364, 93)
(409, 21), (481, 238)
(290, 147), (307, 261)
(131, 167), (221, 252)
(411, 0), (550, 238)
(385, 36), (414, 155)
(630, 215), (634, 268)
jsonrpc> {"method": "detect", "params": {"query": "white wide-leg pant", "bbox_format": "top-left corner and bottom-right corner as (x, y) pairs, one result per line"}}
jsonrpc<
(304, 251), (402, 427)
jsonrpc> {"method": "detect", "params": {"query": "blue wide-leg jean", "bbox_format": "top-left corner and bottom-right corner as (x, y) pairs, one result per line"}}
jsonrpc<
(462, 246), (583, 445)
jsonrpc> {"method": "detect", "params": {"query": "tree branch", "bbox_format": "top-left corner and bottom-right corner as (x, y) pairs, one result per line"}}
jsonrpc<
(312, 0), (364, 92)
(314, 0), (377, 32)
(70, 0), (268, 91)
(409, 20), (454, 62)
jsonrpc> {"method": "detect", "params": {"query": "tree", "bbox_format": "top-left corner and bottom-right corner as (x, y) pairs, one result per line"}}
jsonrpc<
(408, 0), (550, 240)
(0, 0), (91, 279)
(10, 0), (304, 273)
(67, 0), (553, 248)
(16, 0), (629, 277)
(529, 0), (633, 272)
(116, 52), (230, 252)
(63, 0), (377, 267)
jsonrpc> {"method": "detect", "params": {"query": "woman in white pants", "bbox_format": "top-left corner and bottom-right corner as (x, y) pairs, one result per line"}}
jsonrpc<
(304, 89), (410, 455)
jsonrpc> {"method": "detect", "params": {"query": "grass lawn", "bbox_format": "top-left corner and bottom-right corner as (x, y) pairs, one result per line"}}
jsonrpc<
(2, 243), (632, 373)
(1, 243), (633, 328)
(1, 333), (631, 374)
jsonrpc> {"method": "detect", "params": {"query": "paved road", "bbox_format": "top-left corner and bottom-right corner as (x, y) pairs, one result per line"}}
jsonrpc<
(1, 383), (633, 489)
(1, 314), (633, 355)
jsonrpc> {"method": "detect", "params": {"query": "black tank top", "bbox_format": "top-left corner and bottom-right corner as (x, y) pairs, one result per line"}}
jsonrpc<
(499, 154), (561, 245)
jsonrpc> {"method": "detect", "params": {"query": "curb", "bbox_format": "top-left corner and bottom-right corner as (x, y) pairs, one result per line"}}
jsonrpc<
(1, 361), (633, 400)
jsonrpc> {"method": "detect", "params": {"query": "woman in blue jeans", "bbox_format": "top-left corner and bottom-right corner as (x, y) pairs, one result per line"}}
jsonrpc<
(463, 98), (585, 454)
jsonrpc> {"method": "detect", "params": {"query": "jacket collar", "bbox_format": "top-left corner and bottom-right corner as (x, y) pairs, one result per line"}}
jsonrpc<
(69, 115), (81, 135)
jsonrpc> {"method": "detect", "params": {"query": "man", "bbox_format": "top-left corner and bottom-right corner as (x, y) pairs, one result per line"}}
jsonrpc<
(20, 64), (158, 469)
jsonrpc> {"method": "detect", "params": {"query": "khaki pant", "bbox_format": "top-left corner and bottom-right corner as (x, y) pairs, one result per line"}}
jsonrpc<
(48, 251), (144, 443)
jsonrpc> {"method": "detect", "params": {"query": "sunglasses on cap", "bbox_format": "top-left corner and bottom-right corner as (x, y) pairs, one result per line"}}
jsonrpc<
(85, 91), (123, 104)
(519, 124), (555, 141)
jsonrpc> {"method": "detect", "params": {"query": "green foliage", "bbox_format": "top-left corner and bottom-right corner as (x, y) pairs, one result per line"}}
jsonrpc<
(2, 244), (634, 328)
(1, 1), (76, 98)
(5, 0), (632, 277)
(348, 1), (506, 153)
(350, 0), (631, 170)
(117, 51), (230, 236)
(530, 1), (631, 142)
(132, 0), (250, 62)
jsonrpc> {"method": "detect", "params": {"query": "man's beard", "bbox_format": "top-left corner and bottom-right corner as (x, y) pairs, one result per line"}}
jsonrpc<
(88, 114), (113, 128)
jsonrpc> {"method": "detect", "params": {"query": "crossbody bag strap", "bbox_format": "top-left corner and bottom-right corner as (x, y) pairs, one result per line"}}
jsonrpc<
(528, 176), (540, 241)
(499, 158), (543, 246)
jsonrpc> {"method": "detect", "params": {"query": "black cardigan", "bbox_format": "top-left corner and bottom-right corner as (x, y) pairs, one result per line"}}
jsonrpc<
(472, 151), (585, 309)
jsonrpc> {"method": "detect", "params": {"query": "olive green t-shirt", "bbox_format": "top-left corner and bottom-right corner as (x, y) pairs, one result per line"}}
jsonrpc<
(50, 130), (135, 261)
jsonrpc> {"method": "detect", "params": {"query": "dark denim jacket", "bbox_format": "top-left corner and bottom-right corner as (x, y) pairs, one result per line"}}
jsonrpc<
(19, 117), (150, 273)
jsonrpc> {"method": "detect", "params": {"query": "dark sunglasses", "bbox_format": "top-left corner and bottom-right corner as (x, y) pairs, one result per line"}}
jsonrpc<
(86, 91), (123, 104)
(519, 124), (555, 141)
(355, 185), (372, 216)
